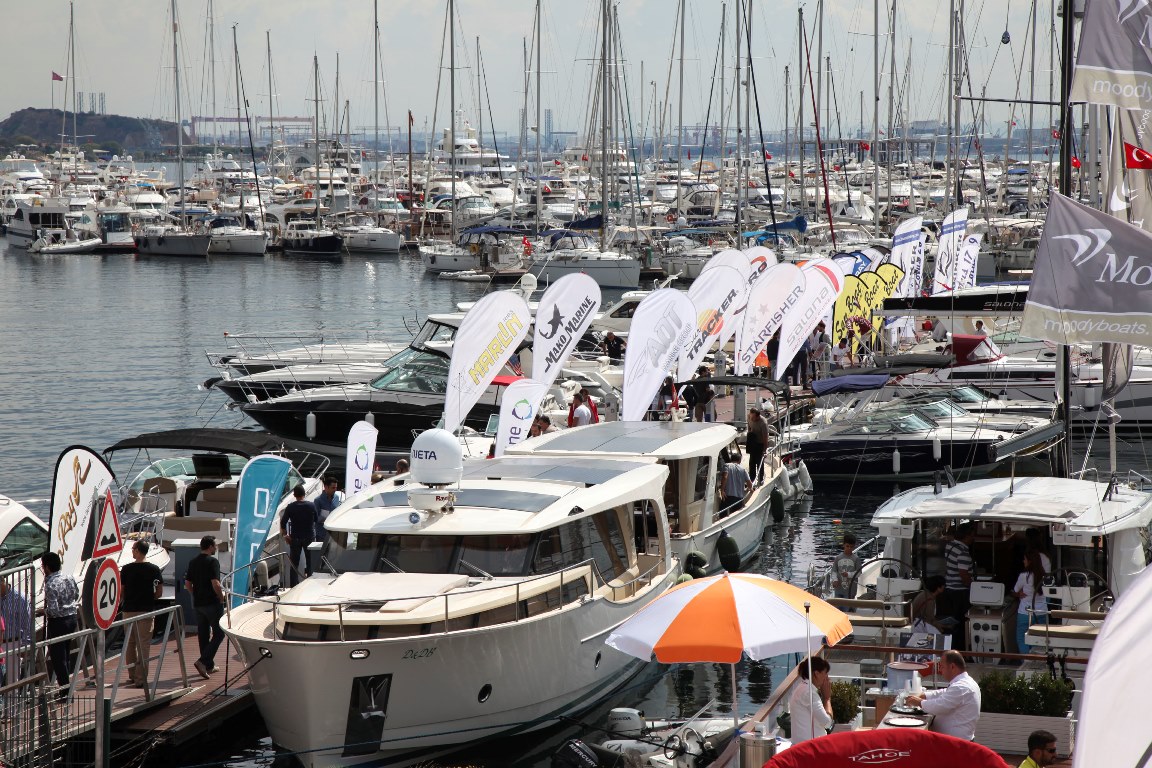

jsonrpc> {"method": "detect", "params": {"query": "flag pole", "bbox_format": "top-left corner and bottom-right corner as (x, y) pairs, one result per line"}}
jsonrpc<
(1055, 0), (1075, 476)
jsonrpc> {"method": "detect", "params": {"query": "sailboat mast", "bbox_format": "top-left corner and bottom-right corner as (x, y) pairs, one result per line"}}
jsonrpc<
(449, 0), (456, 242)
(233, 24), (244, 220)
(374, 0), (380, 202)
(872, 0), (880, 230)
(70, 2), (77, 154)
(600, 0), (610, 249)
(209, 0), (218, 151)
(734, 0), (742, 228)
(266, 31), (276, 168)
(172, 0), (185, 221)
(1056, 0), (1075, 473)
(313, 55), (321, 219)
(675, 0), (685, 221)
(535, 0), (542, 230)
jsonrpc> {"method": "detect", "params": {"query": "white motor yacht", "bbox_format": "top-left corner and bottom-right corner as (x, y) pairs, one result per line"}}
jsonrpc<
(223, 430), (676, 767)
(206, 214), (270, 255)
(528, 231), (642, 289)
(331, 212), (402, 253)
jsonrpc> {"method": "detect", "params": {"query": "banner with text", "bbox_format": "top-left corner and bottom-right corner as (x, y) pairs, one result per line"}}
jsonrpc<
(49, 446), (116, 579)
(443, 290), (531, 433)
(1070, 0), (1152, 110)
(232, 455), (295, 607)
(531, 273), (602, 391)
(623, 289), (696, 421)
(678, 264), (748, 380)
(701, 249), (755, 348)
(734, 263), (806, 376)
(1021, 193), (1152, 346)
(831, 263), (905, 353)
(932, 208), (969, 294)
(955, 232), (983, 293)
(775, 259), (845, 379)
(494, 378), (550, 457)
(345, 420), (378, 498)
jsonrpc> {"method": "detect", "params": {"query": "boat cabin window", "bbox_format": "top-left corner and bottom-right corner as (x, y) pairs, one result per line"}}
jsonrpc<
(457, 534), (533, 576)
(945, 386), (988, 404)
(410, 320), (458, 350)
(693, 458), (711, 503)
(0, 519), (48, 567)
(368, 350), (449, 394)
(531, 510), (631, 582)
(608, 301), (638, 319)
(325, 532), (532, 577)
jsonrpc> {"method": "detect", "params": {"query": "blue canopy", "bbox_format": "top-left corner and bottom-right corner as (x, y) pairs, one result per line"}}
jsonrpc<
(811, 374), (890, 396)
(741, 214), (809, 237)
(568, 213), (604, 230)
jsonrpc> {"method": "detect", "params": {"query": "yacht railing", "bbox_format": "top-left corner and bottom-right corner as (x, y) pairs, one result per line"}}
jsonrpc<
(224, 553), (668, 641)
(204, 329), (402, 371)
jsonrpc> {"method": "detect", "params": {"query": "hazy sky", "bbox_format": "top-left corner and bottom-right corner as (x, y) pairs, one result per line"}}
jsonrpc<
(19, 0), (1050, 147)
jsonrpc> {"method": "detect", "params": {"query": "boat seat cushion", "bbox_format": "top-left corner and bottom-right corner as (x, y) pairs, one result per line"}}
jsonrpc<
(194, 486), (239, 516)
(841, 615), (911, 629)
(1026, 624), (1101, 643)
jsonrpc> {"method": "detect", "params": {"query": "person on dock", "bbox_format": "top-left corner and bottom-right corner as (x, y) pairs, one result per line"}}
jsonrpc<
(601, 331), (626, 364)
(832, 534), (862, 599)
(943, 523), (976, 652)
(808, 322), (831, 381)
(906, 650), (982, 741)
(691, 367), (716, 422)
(745, 407), (769, 484)
(648, 376), (678, 421)
(313, 475), (345, 545)
(120, 540), (163, 688)
(1019, 729), (1059, 768)
(184, 535), (226, 680)
(1, 580), (32, 684)
(570, 392), (593, 427)
(831, 338), (853, 370)
(1013, 550), (1048, 655)
(910, 575), (955, 634)
(719, 451), (752, 516)
(41, 552), (79, 688)
(281, 485), (318, 587)
(788, 656), (833, 744)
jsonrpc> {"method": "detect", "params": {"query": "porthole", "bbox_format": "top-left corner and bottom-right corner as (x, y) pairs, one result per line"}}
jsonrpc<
(478, 684), (493, 703)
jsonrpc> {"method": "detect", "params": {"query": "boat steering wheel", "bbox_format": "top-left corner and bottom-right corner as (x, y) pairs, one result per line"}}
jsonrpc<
(663, 727), (703, 761)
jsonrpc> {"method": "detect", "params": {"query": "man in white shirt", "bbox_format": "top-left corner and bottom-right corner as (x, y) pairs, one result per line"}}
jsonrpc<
(571, 393), (593, 427)
(907, 650), (981, 740)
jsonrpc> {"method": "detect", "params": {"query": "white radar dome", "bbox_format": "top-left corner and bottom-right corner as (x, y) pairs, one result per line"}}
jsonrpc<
(409, 428), (463, 486)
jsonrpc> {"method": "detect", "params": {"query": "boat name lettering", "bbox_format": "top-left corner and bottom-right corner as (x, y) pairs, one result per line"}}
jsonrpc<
(686, 289), (739, 359)
(57, 455), (92, 556)
(402, 647), (437, 660)
(468, 312), (526, 385)
(543, 297), (596, 369)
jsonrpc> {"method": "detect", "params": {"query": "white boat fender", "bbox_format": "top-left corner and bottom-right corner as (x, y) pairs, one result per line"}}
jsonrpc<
(932, 434), (942, 461)
(797, 461), (812, 492)
(305, 412), (317, 439)
(892, 446), (902, 475)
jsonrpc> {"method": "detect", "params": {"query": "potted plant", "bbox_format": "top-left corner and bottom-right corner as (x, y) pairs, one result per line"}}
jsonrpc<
(830, 680), (862, 732)
(975, 671), (1075, 755)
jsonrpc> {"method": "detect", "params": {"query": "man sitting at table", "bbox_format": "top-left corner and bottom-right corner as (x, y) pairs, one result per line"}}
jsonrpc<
(906, 650), (981, 740)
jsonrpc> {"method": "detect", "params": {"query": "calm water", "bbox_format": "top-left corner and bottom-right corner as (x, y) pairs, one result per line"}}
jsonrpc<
(0, 241), (1140, 766)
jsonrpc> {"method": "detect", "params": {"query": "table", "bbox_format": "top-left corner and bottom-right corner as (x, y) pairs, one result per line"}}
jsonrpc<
(877, 710), (935, 731)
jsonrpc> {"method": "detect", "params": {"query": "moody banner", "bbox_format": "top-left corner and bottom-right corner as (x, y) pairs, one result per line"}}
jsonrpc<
(1070, 0), (1152, 110)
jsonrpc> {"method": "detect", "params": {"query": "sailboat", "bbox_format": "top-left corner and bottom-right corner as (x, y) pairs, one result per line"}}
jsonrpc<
(282, 55), (344, 258)
(135, 0), (211, 258)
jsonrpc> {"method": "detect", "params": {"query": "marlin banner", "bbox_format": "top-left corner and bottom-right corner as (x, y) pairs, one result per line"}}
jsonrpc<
(1070, 0), (1152, 110)
(443, 290), (531, 433)
(345, 420), (378, 498)
(50, 446), (116, 578)
(734, 262), (805, 376)
(622, 289), (696, 421)
(678, 264), (748, 380)
(531, 273), (601, 390)
(775, 259), (845, 380)
(932, 208), (969, 294)
(493, 378), (550, 457)
(1021, 193), (1152, 346)
(232, 455), (295, 607)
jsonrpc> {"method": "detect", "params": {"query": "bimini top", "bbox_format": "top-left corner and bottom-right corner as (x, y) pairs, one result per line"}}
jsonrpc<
(325, 458), (668, 536)
(509, 420), (737, 461)
(104, 428), (288, 457)
(872, 476), (1152, 536)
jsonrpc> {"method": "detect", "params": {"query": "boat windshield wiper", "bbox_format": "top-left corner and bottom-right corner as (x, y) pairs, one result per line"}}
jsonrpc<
(378, 555), (406, 574)
(321, 556), (340, 578)
(458, 558), (494, 581)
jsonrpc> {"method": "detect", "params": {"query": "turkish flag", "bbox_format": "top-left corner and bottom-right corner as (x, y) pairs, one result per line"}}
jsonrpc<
(1071, 156), (1082, 169)
(1052, 129), (1061, 139)
(860, 141), (870, 151)
(764, 150), (773, 160)
(1125, 141), (1152, 169)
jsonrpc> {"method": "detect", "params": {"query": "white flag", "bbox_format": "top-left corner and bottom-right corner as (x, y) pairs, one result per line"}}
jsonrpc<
(700, 249), (755, 348)
(443, 290), (532, 433)
(888, 216), (924, 299)
(50, 446), (116, 578)
(531, 273), (602, 390)
(678, 264), (748, 380)
(494, 378), (550, 457)
(622, 289), (696, 421)
(774, 259), (845, 379)
(932, 207), (969, 294)
(734, 262), (805, 376)
(954, 232), (983, 292)
(345, 420), (378, 497)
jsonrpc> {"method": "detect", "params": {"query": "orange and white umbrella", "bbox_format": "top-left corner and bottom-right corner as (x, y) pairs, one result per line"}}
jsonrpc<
(606, 572), (853, 664)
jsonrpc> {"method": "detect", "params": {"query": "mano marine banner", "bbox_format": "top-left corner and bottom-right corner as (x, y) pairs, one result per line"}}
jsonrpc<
(443, 290), (531, 433)
(531, 273), (602, 391)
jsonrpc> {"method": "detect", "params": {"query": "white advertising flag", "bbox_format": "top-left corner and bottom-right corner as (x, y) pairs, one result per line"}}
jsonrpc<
(493, 378), (551, 457)
(50, 446), (116, 578)
(678, 264), (749, 380)
(622, 288), (696, 421)
(774, 259), (845, 379)
(932, 207), (969, 294)
(443, 290), (532, 433)
(743, 245), (779, 275)
(734, 263), (806, 376)
(888, 216), (924, 298)
(531, 273), (601, 390)
(345, 420), (379, 498)
(954, 232), (982, 292)
(701, 249), (756, 349)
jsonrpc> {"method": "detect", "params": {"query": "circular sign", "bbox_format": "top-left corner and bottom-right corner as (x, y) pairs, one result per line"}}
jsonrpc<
(87, 558), (122, 631)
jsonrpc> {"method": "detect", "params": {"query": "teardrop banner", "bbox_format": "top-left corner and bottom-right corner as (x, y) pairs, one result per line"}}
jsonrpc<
(678, 264), (748, 381)
(622, 289), (696, 422)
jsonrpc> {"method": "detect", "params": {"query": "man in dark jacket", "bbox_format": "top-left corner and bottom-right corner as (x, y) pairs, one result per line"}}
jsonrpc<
(280, 485), (318, 587)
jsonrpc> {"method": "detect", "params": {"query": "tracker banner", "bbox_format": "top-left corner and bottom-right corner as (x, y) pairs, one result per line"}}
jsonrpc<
(1070, 0), (1152, 110)
(1021, 192), (1152, 346)
(232, 455), (295, 607)
(345, 420), (378, 498)
(774, 259), (844, 380)
(443, 290), (531, 433)
(530, 273), (601, 391)
(622, 289), (696, 421)
(493, 378), (550, 457)
(734, 263), (805, 376)
(700, 249), (755, 348)
(931, 208), (968, 294)
(50, 446), (116, 578)
(678, 265), (748, 380)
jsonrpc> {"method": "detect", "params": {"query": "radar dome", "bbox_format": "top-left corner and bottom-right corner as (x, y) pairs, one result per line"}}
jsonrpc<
(409, 428), (463, 485)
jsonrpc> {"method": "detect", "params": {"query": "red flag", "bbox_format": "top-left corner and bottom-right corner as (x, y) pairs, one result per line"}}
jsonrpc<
(1071, 156), (1082, 169)
(1124, 141), (1152, 169)
(52, 71), (64, 82)
(1052, 129), (1061, 139)
(859, 141), (870, 151)
(764, 150), (773, 160)
(1010, 120), (1017, 126)
(788, 170), (796, 178)
(687, 149), (692, 160)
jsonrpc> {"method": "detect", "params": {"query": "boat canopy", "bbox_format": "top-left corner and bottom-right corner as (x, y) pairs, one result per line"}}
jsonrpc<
(811, 374), (891, 396)
(104, 428), (288, 457)
(514, 420), (737, 461)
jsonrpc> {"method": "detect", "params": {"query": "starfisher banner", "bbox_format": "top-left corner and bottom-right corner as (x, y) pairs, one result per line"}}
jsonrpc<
(1021, 192), (1152, 346)
(622, 288), (696, 421)
(678, 264), (748, 380)
(443, 290), (531, 433)
(345, 420), (378, 499)
(530, 273), (601, 391)
(232, 455), (295, 607)
(932, 207), (969, 294)
(1070, 0), (1152, 110)
(493, 378), (550, 457)
(734, 262), (805, 376)
(774, 259), (845, 380)
(50, 446), (116, 578)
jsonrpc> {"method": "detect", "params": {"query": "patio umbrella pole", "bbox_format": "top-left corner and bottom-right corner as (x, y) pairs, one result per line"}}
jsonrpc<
(805, 601), (815, 743)
(732, 661), (739, 730)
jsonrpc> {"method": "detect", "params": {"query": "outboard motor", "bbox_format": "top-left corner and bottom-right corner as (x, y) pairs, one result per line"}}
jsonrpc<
(604, 708), (645, 737)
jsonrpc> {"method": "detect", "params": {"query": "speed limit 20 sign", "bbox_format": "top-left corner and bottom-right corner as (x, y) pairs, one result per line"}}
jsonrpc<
(82, 557), (122, 631)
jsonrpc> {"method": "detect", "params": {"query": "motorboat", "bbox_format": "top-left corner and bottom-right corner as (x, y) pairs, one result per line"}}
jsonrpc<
(5, 199), (70, 248)
(527, 231), (642, 289)
(554, 706), (744, 768)
(103, 428), (329, 550)
(206, 213), (270, 255)
(206, 362), (393, 404)
(510, 420), (813, 573)
(419, 226), (526, 274)
(134, 213), (212, 257)
(330, 212), (402, 253)
(281, 218), (343, 258)
(28, 230), (102, 254)
(223, 431), (677, 767)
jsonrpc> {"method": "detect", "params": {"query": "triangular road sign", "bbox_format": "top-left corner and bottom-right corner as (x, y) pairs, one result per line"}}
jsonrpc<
(91, 488), (124, 558)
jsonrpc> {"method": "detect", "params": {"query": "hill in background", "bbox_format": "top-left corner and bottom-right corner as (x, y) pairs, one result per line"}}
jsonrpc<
(0, 108), (187, 154)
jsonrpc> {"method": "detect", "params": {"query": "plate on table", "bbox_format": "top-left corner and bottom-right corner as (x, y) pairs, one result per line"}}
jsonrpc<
(886, 716), (927, 727)
(889, 705), (926, 716)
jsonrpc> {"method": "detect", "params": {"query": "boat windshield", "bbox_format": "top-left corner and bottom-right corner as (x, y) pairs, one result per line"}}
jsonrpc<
(0, 518), (49, 568)
(843, 412), (934, 435)
(368, 349), (449, 394)
(946, 386), (988, 404)
(410, 320), (458, 351)
(906, 400), (968, 419)
(326, 532), (534, 576)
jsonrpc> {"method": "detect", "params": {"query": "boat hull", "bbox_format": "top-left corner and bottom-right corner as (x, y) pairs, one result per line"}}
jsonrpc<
(420, 247), (482, 273)
(795, 437), (1002, 481)
(344, 230), (402, 253)
(209, 232), (270, 255)
(283, 233), (344, 257)
(528, 258), (640, 289)
(135, 232), (212, 257)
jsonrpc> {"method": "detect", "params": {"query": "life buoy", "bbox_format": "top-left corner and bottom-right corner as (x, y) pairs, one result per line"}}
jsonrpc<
(360, 176), (368, 185)
(304, 189), (314, 199)
(522, 236), (533, 256)
(666, 213), (677, 223)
